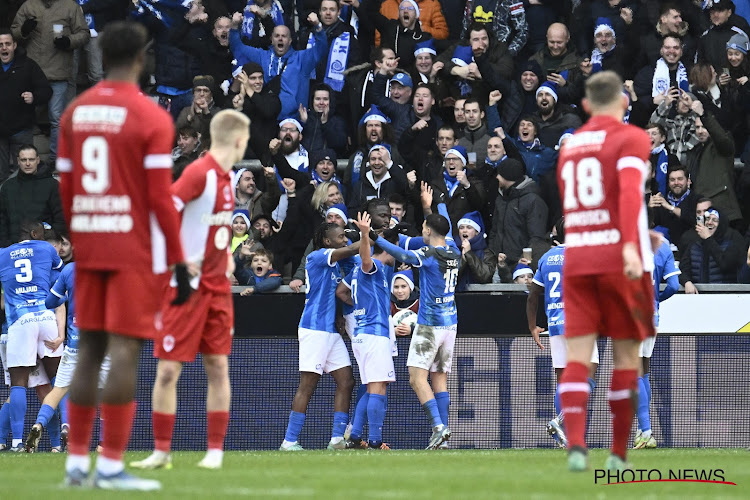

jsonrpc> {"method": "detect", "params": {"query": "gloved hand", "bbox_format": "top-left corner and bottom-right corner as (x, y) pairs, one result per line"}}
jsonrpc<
(21, 18), (37, 37)
(344, 227), (360, 242)
(53, 36), (71, 50)
(368, 229), (379, 241)
(383, 223), (409, 241)
(172, 263), (194, 305)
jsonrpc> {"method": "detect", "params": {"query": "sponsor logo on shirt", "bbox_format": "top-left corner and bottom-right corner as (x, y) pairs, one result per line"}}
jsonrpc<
(9, 248), (34, 259)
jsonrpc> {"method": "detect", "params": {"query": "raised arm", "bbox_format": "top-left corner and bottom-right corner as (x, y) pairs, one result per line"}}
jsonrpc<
(372, 234), (421, 266)
(354, 212), (374, 273)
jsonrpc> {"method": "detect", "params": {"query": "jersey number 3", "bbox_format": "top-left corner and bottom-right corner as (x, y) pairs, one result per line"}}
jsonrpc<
(81, 136), (110, 194)
(560, 158), (604, 210)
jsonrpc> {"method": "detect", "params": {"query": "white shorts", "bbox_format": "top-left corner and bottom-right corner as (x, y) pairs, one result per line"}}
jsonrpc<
(1, 334), (50, 388)
(298, 328), (352, 375)
(6, 310), (62, 368)
(549, 335), (600, 369)
(639, 336), (656, 358)
(352, 334), (396, 385)
(54, 346), (111, 389)
(407, 324), (457, 373)
(343, 312), (356, 339)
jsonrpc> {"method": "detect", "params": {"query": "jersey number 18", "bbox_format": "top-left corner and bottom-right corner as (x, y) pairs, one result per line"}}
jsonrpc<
(560, 158), (604, 210)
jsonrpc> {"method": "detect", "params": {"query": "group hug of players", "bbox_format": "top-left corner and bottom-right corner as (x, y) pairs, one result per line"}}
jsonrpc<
(0, 23), (667, 490)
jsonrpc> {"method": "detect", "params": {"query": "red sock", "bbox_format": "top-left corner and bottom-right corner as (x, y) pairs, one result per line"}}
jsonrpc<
(559, 361), (591, 451)
(153, 412), (176, 453)
(67, 401), (97, 456)
(207, 411), (229, 451)
(100, 401), (136, 461)
(609, 369), (638, 460)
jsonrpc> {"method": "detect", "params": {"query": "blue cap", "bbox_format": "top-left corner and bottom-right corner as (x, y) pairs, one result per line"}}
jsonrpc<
(326, 203), (349, 222)
(390, 72), (413, 89)
(512, 263), (533, 280)
(414, 39), (436, 56)
(232, 209), (251, 229)
(392, 269), (415, 291)
(594, 17), (615, 38)
(451, 45), (474, 67)
(445, 144), (468, 166)
(359, 104), (391, 126)
(457, 211), (484, 234)
(536, 81), (558, 102)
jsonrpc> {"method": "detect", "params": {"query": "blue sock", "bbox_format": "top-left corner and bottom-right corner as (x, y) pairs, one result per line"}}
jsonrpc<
(37, 403), (55, 427)
(351, 393), (369, 440)
(434, 392), (450, 428)
(9, 386), (26, 440)
(0, 401), (10, 444)
(284, 411), (306, 443)
(331, 411), (348, 439)
(554, 385), (561, 416)
(367, 394), (387, 443)
(355, 384), (367, 405)
(59, 393), (69, 425)
(637, 376), (651, 432)
(422, 399), (443, 428)
(644, 373), (651, 401)
(47, 410), (61, 447)
(588, 377), (596, 393)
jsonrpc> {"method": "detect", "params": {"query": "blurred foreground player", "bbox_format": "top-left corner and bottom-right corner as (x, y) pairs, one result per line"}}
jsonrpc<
(131, 110), (250, 471)
(556, 71), (655, 472)
(57, 21), (190, 490)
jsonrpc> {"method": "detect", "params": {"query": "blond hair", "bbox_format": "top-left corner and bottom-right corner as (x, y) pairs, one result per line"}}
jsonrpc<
(210, 109), (250, 146)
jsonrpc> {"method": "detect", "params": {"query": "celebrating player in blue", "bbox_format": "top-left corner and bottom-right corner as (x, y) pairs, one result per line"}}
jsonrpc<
(280, 222), (362, 451)
(525, 218), (599, 448)
(0, 220), (63, 451)
(369, 183), (459, 449)
(336, 212), (397, 449)
(634, 237), (679, 449)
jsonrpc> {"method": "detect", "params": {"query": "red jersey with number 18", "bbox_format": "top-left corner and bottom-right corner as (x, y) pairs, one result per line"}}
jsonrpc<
(57, 81), (183, 273)
(557, 115), (653, 277)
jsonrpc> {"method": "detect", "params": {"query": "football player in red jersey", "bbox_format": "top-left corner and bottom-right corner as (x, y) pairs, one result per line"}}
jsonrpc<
(131, 109), (250, 471)
(57, 22), (192, 490)
(556, 71), (655, 472)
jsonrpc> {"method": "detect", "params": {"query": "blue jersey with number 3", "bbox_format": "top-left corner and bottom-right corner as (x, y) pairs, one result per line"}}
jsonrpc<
(50, 263), (78, 349)
(532, 245), (565, 337)
(0, 240), (63, 325)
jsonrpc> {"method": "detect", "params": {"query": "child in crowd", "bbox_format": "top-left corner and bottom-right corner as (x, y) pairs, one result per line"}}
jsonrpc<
(512, 263), (534, 285)
(237, 248), (282, 295)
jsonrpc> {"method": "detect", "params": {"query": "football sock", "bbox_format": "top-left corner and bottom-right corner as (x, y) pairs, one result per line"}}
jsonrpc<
(588, 377), (597, 393)
(153, 412), (176, 453)
(207, 411), (229, 451)
(99, 401), (136, 462)
(9, 386), (26, 441)
(644, 372), (651, 401)
(48, 410), (61, 447)
(0, 401), (10, 443)
(367, 394), (387, 443)
(435, 391), (450, 428)
(559, 362), (590, 450)
(609, 369), (638, 460)
(554, 386), (561, 417)
(422, 399), (443, 428)
(331, 411), (348, 439)
(355, 384), (367, 405)
(59, 393), (69, 425)
(37, 403), (55, 427)
(351, 392), (369, 440)
(637, 376), (651, 432)
(284, 411), (305, 443)
(66, 400), (96, 457)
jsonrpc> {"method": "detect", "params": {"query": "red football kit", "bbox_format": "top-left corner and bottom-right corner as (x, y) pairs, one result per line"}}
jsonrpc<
(57, 81), (184, 339)
(557, 115), (655, 341)
(156, 153), (234, 361)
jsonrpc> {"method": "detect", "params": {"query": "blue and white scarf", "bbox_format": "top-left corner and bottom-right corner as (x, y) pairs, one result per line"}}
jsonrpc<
(652, 58), (689, 97)
(443, 170), (461, 197)
(324, 32), (350, 92)
(77, 0), (95, 31)
(340, 5), (359, 34)
(241, 0), (284, 41)
(652, 144), (669, 195)
(484, 154), (507, 171)
(132, 0), (191, 29)
(667, 188), (691, 206)
(591, 44), (615, 74)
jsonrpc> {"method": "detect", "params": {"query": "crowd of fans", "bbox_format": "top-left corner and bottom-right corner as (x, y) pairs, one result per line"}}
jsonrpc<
(2, 0), (750, 291)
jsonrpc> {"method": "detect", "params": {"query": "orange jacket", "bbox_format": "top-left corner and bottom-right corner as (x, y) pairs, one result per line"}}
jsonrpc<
(375, 0), (449, 46)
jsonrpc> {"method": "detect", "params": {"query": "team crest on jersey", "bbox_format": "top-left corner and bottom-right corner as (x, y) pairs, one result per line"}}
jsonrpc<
(215, 226), (230, 250)
(163, 334), (175, 353)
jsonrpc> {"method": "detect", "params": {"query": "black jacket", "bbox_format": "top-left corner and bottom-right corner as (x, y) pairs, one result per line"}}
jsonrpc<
(236, 77), (282, 160)
(0, 51), (51, 137)
(0, 168), (65, 246)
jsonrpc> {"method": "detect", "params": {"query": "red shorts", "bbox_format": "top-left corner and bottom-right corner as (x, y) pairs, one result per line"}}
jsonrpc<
(155, 287), (233, 362)
(76, 269), (168, 339)
(564, 272), (655, 341)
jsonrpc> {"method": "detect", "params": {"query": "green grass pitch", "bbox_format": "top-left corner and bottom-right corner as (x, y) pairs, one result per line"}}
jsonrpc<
(1, 449), (748, 499)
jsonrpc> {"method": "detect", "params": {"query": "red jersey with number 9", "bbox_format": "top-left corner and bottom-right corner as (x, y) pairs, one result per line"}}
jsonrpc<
(557, 115), (653, 277)
(57, 81), (184, 273)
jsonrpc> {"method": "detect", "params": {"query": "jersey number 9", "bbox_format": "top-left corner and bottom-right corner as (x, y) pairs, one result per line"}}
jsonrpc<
(81, 136), (110, 194)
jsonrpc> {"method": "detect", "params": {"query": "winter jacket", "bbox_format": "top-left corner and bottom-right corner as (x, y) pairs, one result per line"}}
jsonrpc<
(509, 137), (558, 184)
(461, 0), (528, 56)
(229, 27), (327, 119)
(11, 0), (91, 81)
(301, 110), (349, 156)
(636, 20), (697, 70)
(437, 38), (514, 105)
(456, 211), (495, 291)
(457, 123), (492, 166)
(366, 0), (432, 69)
(679, 219), (745, 284)
(528, 46), (583, 105)
(235, 76), (282, 159)
(697, 15), (750, 72)
(0, 167), (66, 246)
(234, 264), (283, 292)
(487, 176), (548, 268)
(428, 175), (486, 240)
(376, 0), (449, 45)
(534, 105), (582, 149)
(296, 19), (361, 88)
(684, 110), (743, 224)
(348, 165), (409, 213)
(0, 51), (51, 137)
(235, 180), (281, 222)
(649, 101), (701, 165)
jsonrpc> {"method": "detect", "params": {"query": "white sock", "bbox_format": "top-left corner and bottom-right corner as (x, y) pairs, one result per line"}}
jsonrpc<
(329, 436), (343, 445)
(642, 429), (652, 439)
(281, 439), (297, 447)
(204, 449), (223, 461)
(96, 455), (124, 476)
(66, 454), (91, 474)
(12, 438), (21, 447)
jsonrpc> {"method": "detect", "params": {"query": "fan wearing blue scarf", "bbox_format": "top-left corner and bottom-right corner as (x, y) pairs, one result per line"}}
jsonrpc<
(456, 211), (495, 291)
